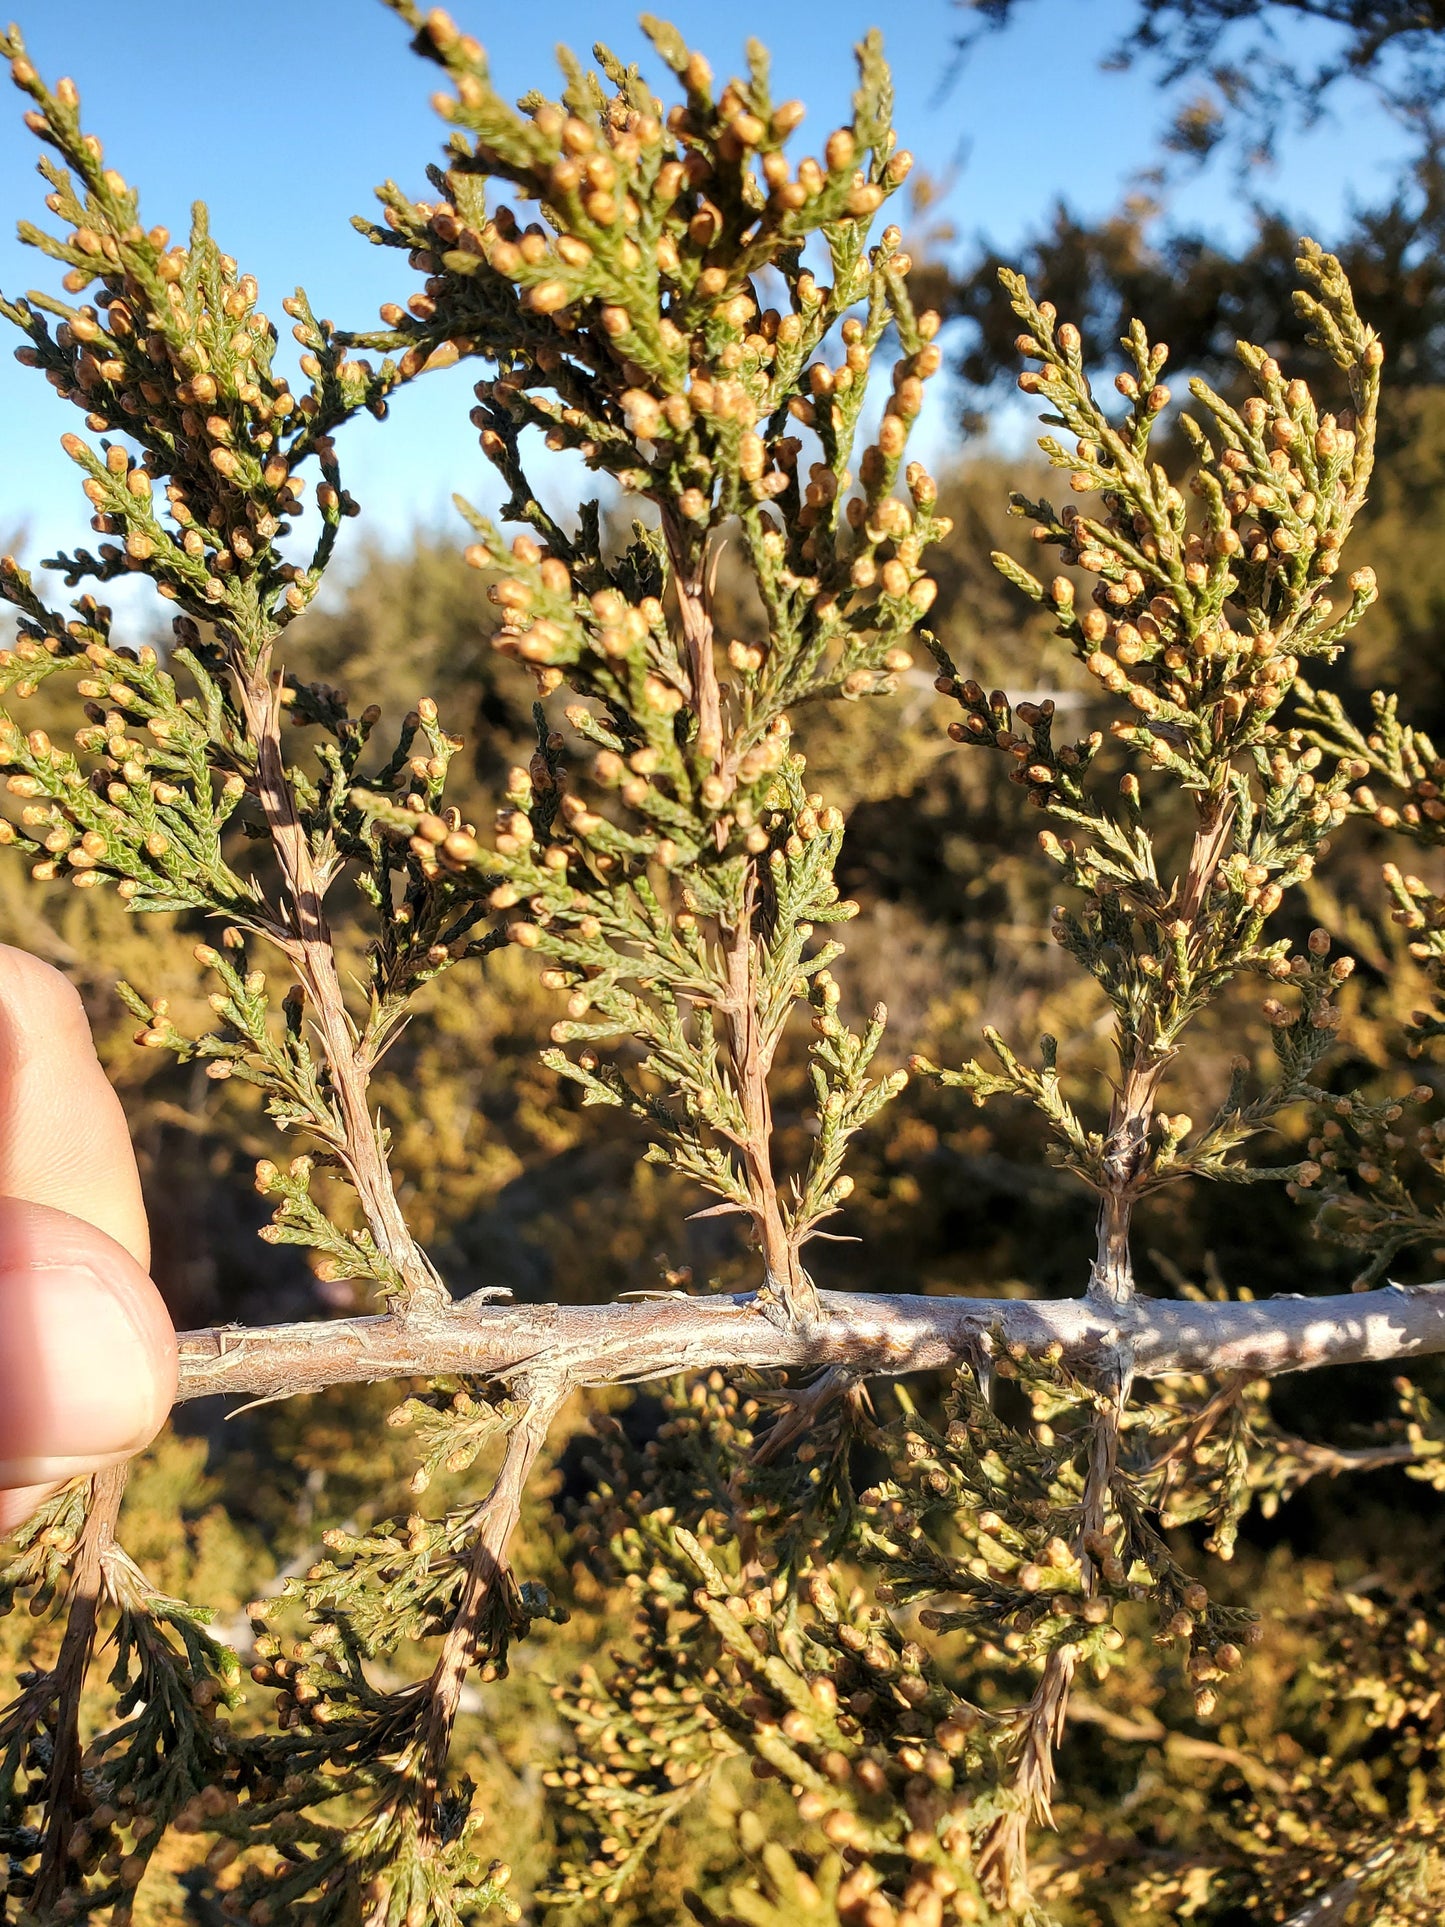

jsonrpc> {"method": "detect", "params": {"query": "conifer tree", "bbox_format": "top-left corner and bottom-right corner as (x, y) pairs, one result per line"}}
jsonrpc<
(5, 7), (1445, 1925)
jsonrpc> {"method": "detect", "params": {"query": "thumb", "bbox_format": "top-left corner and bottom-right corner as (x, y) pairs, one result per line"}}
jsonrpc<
(0, 1195), (176, 1535)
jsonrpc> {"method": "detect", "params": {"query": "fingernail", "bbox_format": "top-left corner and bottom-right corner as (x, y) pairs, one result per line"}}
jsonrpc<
(0, 1263), (162, 1487)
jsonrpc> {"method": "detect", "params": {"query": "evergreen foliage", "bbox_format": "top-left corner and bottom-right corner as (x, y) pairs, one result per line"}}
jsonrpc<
(5, 8), (1445, 1926)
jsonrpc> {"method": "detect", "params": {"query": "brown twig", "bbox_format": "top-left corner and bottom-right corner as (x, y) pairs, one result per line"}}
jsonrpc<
(720, 882), (817, 1322)
(1088, 795), (1236, 1311)
(31, 1463), (128, 1914)
(656, 522), (811, 1322)
(235, 656), (446, 1314)
(1281, 1839), (1399, 1927)
(978, 1396), (1121, 1900)
(662, 513), (724, 775)
(1279, 1435), (1426, 1478)
(1147, 1375), (1425, 1507)
(977, 1643), (1077, 1903)
(750, 1364), (860, 1466)
(1067, 1696), (1289, 1795)
(416, 1375), (568, 1836)
(1147, 1371), (1251, 1478)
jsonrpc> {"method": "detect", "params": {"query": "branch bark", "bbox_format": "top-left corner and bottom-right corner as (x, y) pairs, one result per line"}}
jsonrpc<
(720, 886), (817, 1321)
(979, 1398), (1119, 1897)
(1089, 796), (1235, 1311)
(236, 657), (446, 1313)
(662, 513), (723, 772)
(1067, 1696), (1289, 1795)
(416, 1376), (566, 1836)
(32, 1464), (128, 1915)
(175, 1277), (1445, 1407)
(656, 520), (814, 1323)
(1280, 1839), (1398, 1927)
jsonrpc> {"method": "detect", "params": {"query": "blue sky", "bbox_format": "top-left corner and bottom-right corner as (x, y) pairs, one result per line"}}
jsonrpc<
(0, 0), (1418, 633)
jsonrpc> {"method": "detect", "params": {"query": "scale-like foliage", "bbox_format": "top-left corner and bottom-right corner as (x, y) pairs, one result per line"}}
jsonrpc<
(5, 8), (1445, 1927)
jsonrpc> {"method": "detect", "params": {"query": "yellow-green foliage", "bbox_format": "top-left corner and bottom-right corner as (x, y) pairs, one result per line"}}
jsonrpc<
(8, 8), (1445, 1927)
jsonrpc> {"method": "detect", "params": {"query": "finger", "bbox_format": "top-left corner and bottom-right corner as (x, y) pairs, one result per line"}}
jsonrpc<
(0, 945), (149, 1267)
(0, 1195), (175, 1534)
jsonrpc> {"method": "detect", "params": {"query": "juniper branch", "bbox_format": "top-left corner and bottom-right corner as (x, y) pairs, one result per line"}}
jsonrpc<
(30, 1464), (127, 1916)
(415, 1374), (567, 1836)
(233, 660), (447, 1313)
(719, 875), (814, 1317)
(7, 8), (1445, 1919)
(173, 1277), (1445, 1407)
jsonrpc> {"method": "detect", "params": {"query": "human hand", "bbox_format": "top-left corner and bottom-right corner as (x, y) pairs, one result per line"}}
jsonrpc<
(0, 946), (175, 1535)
